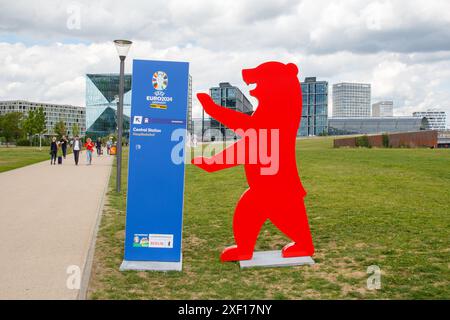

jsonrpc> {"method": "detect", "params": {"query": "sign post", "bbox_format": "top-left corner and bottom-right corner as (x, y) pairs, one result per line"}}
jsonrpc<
(120, 59), (189, 271)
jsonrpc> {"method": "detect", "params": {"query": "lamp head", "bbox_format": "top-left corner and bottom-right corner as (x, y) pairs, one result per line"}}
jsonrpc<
(114, 39), (132, 59)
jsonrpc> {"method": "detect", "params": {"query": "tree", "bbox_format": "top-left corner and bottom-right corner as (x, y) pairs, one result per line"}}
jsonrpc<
(0, 114), (4, 144)
(0, 112), (23, 146)
(54, 120), (67, 139)
(22, 109), (37, 145)
(72, 123), (80, 137)
(34, 107), (47, 149)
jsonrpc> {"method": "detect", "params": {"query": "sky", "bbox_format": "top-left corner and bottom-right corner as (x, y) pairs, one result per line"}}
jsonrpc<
(0, 0), (450, 127)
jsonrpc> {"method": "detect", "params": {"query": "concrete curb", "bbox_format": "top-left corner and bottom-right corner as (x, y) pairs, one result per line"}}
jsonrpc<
(77, 157), (114, 300)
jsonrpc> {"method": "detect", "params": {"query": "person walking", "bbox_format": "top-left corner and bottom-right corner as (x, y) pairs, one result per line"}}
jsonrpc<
(106, 137), (112, 155)
(56, 141), (63, 165)
(73, 135), (82, 166)
(84, 138), (95, 165)
(60, 136), (68, 159)
(50, 137), (57, 165)
(96, 138), (102, 156)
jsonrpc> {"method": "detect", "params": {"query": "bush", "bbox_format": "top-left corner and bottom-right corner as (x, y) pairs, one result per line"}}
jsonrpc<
(42, 140), (51, 147)
(38, 137), (51, 147)
(16, 138), (31, 146)
(356, 135), (371, 148)
(382, 133), (390, 148)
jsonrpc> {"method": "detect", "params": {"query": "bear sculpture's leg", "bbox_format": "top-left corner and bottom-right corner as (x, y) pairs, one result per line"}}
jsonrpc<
(269, 199), (315, 258)
(221, 189), (266, 262)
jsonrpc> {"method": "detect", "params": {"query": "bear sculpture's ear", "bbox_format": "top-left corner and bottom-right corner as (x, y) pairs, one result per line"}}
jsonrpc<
(286, 63), (299, 76)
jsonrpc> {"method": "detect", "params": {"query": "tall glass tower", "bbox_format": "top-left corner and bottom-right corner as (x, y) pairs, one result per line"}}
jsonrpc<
(202, 82), (253, 141)
(299, 77), (329, 136)
(85, 74), (132, 139)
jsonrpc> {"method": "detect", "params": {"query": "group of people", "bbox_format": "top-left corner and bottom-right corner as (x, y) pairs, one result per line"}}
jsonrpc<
(50, 136), (114, 166)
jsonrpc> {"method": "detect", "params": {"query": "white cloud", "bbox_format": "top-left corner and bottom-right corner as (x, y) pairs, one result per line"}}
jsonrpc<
(0, 0), (449, 126)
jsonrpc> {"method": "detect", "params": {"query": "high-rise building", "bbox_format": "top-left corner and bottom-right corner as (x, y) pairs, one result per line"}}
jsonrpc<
(372, 101), (394, 117)
(0, 100), (85, 137)
(413, 109), (447, 131)
(298, 77), (328, 136)
(332, 82), (371, 118)
(202, 82), (253, 141)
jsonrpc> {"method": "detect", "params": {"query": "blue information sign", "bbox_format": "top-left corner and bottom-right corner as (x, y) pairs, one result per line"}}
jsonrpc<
(121, 59), (189, 271)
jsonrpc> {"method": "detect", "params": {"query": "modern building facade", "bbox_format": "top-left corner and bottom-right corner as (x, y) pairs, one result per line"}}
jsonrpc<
(192, 117), (203, 139)
(86, 73), (193, 139)
(298, 77), (328, 136)
(332, 82), (371, 118)
(0, 100), (85, 137)
(372, 101), (394, 117)
(85, 73), (132, 139)
(413, 109), (447, 131)
(438, 131), (450, 148)
(202, 82), (253, 141)
(328, 117), (429, 135)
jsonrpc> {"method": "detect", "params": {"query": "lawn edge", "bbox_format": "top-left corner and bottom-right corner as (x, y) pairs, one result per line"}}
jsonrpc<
(78, 155), (114, 300)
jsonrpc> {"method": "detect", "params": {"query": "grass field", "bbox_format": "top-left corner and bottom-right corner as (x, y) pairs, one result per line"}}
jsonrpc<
(88, 137), (450, 299)
(0, 147), (51, 173)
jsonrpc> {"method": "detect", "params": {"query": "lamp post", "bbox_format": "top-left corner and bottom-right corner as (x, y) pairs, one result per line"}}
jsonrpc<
(113, 39), (132, 193)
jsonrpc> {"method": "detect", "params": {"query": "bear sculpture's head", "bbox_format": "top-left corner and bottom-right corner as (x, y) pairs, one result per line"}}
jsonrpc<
(242, 62), (301, 110)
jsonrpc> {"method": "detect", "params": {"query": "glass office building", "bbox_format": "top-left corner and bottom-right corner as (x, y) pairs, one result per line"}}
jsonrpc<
(333, 82), (371, 118)
(86, 73), (193, 139)
(202, 82), (253, 141)
(192, 117), (203, 139)
(299, 77), (328, 136)
(85, 74), (132, 139)
(328, 117), (429, 135)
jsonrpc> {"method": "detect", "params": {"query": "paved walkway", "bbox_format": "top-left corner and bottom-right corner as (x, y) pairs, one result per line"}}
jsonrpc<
(0, 150), (113, 299)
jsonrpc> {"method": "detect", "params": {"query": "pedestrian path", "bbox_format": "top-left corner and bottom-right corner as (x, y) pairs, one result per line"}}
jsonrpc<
(0, 151), (113, 299)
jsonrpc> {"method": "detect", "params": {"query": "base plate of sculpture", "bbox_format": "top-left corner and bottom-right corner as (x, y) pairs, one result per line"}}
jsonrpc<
(239, 251), (314, 269)
(120, 260), (182, 272)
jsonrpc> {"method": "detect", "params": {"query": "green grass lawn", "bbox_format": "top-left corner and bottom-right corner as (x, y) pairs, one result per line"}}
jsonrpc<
(0, 147), (51, 173)
(88, 137), (450, 299)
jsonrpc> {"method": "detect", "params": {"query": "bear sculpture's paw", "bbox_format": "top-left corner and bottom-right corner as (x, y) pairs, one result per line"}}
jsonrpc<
(282, 242), (314, 258)
(220, 245), (253, 262)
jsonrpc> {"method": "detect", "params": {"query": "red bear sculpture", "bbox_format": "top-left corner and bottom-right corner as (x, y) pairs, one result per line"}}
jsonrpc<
(192, 62), (315, 262)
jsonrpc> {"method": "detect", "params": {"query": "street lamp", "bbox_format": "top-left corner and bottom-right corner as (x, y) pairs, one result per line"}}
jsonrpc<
(114, 39), (132, 193)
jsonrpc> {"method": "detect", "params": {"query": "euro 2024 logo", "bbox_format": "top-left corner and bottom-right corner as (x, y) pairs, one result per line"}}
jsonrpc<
(152, 71), (168, 92)
(148, 71), (173, 109)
